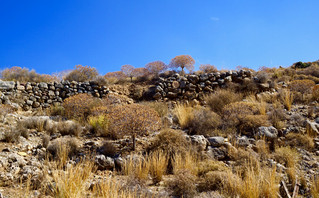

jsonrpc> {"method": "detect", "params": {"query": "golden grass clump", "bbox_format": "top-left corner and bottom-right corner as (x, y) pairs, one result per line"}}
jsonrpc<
(279, 89), (293, 111)
(311, 176), (319, 198)
(289, 79), (315, 94)
(173, 103), (195, 129)
(313, 84), (319, 101)
(273, 146), (300, 186)
(172, 150), (198, 176)
(93, 175), (150, 198)
(147, 150), (168, 183)
(139, 101), (169, 118)
(167, 169), (197, 198)
(49, 159), (96, 198)
(122, 155), (150, 182)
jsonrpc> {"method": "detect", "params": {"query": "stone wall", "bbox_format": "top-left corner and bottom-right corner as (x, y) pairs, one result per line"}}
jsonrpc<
(0, 80), (109, 110)
(153, 70), (254, 100)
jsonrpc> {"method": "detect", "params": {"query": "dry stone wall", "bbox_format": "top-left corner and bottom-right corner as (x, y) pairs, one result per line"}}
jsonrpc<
(153, 70), (253, 100)
(0, 80), (109, 110)
(0, 69), (270, 109)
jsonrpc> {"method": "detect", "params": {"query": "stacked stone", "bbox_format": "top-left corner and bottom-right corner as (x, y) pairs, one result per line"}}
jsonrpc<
(153, 70), (252, 100)
(0, 80), (109, 110)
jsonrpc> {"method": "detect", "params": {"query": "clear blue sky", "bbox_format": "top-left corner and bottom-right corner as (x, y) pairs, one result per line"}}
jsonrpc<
(1, 0), (318, 75)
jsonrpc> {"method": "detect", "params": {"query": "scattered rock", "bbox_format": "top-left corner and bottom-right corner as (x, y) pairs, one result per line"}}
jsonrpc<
(95, 155), (115, 170)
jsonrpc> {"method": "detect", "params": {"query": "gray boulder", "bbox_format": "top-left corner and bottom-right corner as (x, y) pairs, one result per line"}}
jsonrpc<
(207, 136), (225, 147)
(190, 135), (208, 150)
(0, 81), (15, 91)
(257, 126), (278, 139)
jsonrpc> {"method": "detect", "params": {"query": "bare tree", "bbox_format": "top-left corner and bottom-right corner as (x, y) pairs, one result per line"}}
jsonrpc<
(145, 61), (167, 77)
(169, 55), (195, 73)
(121, 64), (135, 82)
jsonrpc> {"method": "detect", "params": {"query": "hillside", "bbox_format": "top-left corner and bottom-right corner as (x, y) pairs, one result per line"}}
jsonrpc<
(0, 62), (319, 197)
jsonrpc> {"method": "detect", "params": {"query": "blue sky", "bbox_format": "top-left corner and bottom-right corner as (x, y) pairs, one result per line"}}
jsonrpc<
(0, 0), (318, 75)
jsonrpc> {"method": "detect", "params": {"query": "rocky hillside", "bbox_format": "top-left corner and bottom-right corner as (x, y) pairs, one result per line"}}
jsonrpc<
(0, 67), (319, 197)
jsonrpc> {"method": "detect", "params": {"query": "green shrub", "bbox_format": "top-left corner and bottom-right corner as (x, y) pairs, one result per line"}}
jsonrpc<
(88, 114), (110, 137)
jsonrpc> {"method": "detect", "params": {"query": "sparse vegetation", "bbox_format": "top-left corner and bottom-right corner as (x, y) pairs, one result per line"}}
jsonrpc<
(2, 60), (319, 197)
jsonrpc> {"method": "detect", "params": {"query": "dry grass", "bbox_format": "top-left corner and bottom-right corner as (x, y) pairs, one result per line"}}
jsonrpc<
(47, 138), (79, 168)
(238, 165), (279, 198)
(245, 95), (267, 114)
(268, 105), (287, 129)
(273, 146), (300, 186)
(222, 101), (270, 134)
(173, 104), (196, 129)
(311, 176), (319, 198)
(147, 128), (189, 157)
(187, 107), (222, 136)
(197, 160), (229, 177)
(167, 169), (197, 198)
(49, 159), (96, 198)
(57, 121), (83, 137)
(20, 117), (47, 132)
(122, 155), (150, 182)
(93, 175), (150, 198)
(99, 141), (118, 157)
(139, 101), (169, 118)
(172, 150), (198, 176)
(147, 150), (168, 183)
(279, 89), (293, 111)
(273, 146), (299, 168)
(204, 89), (243, 115)
(285, 133), (315, 151)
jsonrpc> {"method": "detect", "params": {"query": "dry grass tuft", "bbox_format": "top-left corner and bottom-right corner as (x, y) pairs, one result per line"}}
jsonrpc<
(47, 138), (80, 168)
(99, 141), (118, 157)
(172, 150), (198, 176)
(147, 128), (189, 157)
(147, 150), (168, 183)
(173, 104), (196, 129)
(285, 133), (315, 151)
(187, 107), (222, 136)
(49, 159), (96, 198)
(204, 89), (243, 115)
(311, 176), (319, 198)
(279, 89), (293, 111)
(122, 155), (150, 182)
